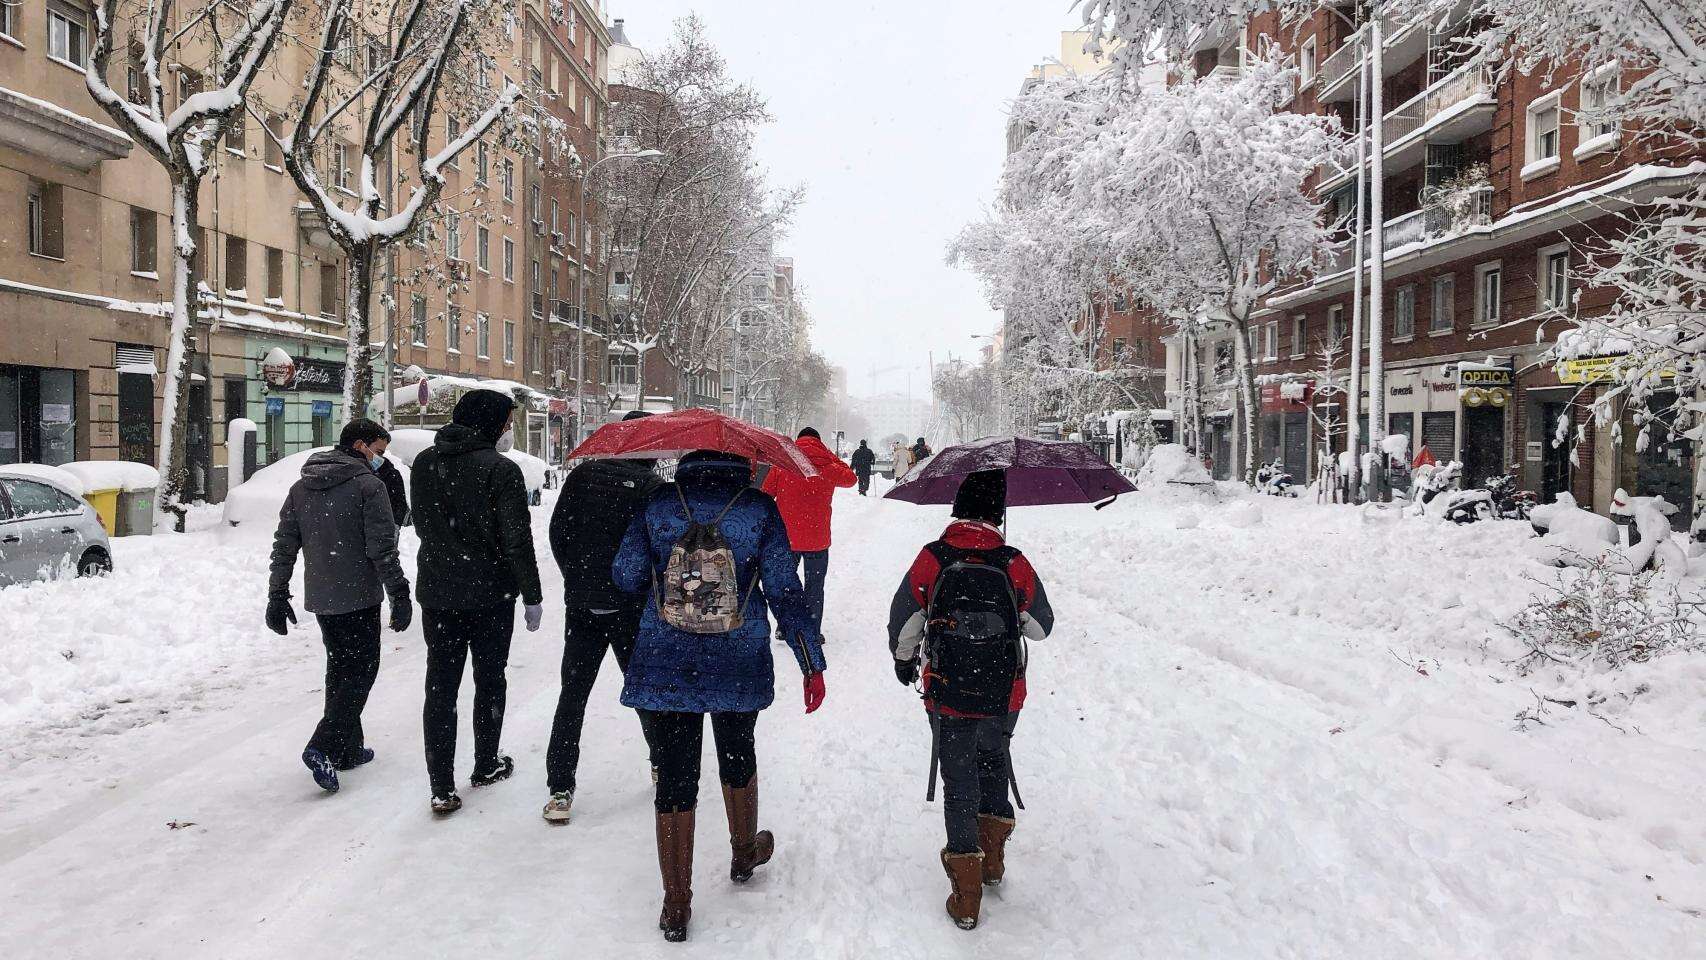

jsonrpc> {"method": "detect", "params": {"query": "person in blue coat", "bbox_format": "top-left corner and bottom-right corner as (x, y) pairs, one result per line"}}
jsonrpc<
(612, 450), (827, 943)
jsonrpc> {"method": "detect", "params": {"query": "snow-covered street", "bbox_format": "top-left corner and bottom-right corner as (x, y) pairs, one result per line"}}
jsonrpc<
(2, 485), (1704, 958)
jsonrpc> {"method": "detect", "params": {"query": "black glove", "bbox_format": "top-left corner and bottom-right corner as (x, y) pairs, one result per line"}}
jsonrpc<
(894, 658), (919, 687)
(266, 598), (297, 636)
(389, 593), (413, 633)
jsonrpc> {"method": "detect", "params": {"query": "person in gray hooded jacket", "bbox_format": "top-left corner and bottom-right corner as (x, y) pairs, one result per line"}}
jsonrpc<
(268, 418), (412, 794)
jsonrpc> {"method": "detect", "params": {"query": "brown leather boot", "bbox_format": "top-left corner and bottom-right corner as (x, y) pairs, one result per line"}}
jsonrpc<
(655, 810), (695, 942)
(940, 849), (985, 930)
(977, 815), (1016, 885)
(722, 780), (775, 882)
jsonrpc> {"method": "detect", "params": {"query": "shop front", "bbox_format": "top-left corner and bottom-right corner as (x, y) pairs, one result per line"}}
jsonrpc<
(1258, 381), (1313, 480)
(1456, 362), (1513, 487)
(0, 364), (78, 465)
(247, 339), (347, 468)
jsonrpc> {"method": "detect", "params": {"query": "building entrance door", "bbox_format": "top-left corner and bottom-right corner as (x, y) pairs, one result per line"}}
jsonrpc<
(1462, 406), (1505, 488)
(187, 381), (212, 500)
(1539, 402), (1572, 503)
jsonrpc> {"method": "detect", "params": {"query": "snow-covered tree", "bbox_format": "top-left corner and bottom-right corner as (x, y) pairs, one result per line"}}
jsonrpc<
(933, 359), (1000, 444)
(280, 0), (521, 421)
(85, 0), (295, 528)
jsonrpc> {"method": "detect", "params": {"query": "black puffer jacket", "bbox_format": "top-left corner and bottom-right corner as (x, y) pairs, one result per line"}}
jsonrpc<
(549, 457), (660, 611)
(410, 424), (543, 610)
(269, 448), (409, 615)
(850, 445), (876, 476)
(375, 458), (409, 526)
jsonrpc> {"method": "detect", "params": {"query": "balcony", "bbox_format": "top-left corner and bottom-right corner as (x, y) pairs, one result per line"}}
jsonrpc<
(1320, 64), (1495, 192)
(550, 299), (575, 325)
(1326, 182), (1492, 272)
(1207, 64), (1241, 82)
(1317, 0), (1472, 103)
(0, 84), (131, 171)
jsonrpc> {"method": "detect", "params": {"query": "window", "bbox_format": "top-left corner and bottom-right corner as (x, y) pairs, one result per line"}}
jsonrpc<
(226, 109), (246, 154)
(476, 141), (489, 183)
(477, 225), (490, 272)
(1475, 263), (1501, 327)
(1264, 320), (1279, 360)
(530, 331), (541, 373)
(503, 319), (516, 363)
(1430, 275), (1455, 332)
(447, 302), (462, 352)
(224, 237), (248, 295)
(1540, 247), (1570, 311)
(530, 259), (541, 293)
(266, 247), (284, 301)
(1290, 315), (1305, 357)
(608, 352), (638, 387)
(1527, 93), (1561, 164)
(1579, 65), (1620, 143)
(320, 262), (340, 318)
(1111, 291), (1129, 312)
(550, 199), (559, 234)
(2, 479), (82, 518)
(445, 117), (461, 168)
(47, 2), (88, 66)
(1393, 284), (1415, 340)
(530, 184), (541, 223)
(476, 313), (491, 357)
(125, 43), (147, 104)
(176, 68), (203, 108)
(27, 180), (64, 259)
(366, 37), (386, 76)
(335, 142), (354, 191)
(130, 207), (157, 274)
(502, 237), (515, 281)
(411, 295), (427, 346)
(0, 2), (16, 39)
(1299, 38), (1316, 86)
(447, 212), (462, 261)
(264, 113), (285, 168)
(1112, 337), (1127, 362)
(1328, 304), (1346, 343)
(501, 158), (514, 202)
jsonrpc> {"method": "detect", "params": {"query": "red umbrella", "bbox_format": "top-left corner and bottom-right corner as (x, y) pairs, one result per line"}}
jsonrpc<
(568, 408), (819, 478)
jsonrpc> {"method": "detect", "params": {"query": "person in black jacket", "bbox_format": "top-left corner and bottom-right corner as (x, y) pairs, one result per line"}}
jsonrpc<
(541, 410), (659, 823)
(375, 457), (410, 526)
(411, 389), (544, 815)
(850, 440), (876, 495)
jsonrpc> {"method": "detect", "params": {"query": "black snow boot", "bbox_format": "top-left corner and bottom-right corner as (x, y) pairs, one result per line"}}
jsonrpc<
(470, 755), (514, 787)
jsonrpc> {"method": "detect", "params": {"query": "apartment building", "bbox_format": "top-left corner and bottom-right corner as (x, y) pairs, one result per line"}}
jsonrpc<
(1168, 6), (1703, 511)
(0, 0), (575, 494)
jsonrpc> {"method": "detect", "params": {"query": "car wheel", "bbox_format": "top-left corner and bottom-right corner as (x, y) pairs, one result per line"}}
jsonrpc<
(77, 549), (113, 578)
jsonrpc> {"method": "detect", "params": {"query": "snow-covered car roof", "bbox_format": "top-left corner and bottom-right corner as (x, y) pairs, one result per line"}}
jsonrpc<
(0, 463), (87, 499)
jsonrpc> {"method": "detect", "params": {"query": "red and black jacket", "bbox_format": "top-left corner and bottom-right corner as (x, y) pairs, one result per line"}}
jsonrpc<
(887, 520), (1054, 716)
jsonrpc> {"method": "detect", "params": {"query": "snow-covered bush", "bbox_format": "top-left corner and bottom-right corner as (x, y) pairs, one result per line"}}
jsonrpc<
(1501, 557), (1704, 675)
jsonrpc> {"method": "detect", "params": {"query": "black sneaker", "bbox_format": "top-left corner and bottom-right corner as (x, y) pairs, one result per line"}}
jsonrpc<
(335, 747), (376, 771)
(302, 748), (339, 793)
(431, 792), (463, 816)
(470, 755), (514, 787)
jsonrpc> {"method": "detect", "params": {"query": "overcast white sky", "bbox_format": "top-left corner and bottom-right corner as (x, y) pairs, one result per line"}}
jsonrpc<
(613, 2), (1084, 401)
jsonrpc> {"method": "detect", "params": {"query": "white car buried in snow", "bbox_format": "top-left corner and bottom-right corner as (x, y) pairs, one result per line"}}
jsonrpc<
(0, 464), (114, 587)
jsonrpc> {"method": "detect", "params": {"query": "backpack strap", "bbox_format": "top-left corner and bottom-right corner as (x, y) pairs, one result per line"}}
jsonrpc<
(925, 708), (941, 802)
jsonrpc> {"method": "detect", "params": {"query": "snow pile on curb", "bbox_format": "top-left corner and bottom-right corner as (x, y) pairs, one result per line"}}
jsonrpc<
(1134, 443), (1213, 489)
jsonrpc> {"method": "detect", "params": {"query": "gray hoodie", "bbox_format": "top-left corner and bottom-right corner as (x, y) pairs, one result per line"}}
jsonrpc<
(269, 448), (410, 615)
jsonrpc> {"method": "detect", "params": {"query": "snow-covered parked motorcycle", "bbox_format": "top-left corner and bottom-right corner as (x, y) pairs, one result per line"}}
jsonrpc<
(1255, 459), (1298, 497)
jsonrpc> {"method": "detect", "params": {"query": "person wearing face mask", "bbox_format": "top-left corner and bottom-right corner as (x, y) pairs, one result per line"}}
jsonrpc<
(267, 418), (413, 794)
(411, 389), (545, 815)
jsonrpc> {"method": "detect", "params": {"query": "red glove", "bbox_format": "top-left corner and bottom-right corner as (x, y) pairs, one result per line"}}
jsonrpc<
(803, 671), (826, 714)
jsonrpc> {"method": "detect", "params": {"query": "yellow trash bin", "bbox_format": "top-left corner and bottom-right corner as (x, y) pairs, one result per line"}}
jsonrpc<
(83, 488), (120, 535)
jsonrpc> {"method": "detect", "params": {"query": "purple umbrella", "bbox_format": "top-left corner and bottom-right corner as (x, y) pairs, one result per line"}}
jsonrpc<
(884, 436), (1136, 508)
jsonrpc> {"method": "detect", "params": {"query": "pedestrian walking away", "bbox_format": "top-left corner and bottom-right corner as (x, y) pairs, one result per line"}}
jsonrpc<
(850, 439), (876, 496)
(887, 469), (1053, 931)
(891, 440), (916, 482)
(266, 418), (412, 795)
(613, 450), (828, 943)
(542, 410), (661, 823)
(912, 436), (934, 464)
(761, 427), (856, 635)
(411, 389), (544, 816)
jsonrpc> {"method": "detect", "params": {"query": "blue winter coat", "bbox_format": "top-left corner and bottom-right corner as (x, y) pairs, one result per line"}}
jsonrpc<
(614, 457), (827, 713)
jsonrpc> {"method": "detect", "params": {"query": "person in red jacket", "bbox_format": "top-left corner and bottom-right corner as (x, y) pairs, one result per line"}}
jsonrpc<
(761, 427), (857, 633)
(886, 469), (1053, 931)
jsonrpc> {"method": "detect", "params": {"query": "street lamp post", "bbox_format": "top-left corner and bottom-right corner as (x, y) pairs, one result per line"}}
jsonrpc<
(576, 148), (663, 440)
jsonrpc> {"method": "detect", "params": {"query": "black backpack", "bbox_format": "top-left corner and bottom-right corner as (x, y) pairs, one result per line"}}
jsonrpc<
(922, 542), (1024, 717)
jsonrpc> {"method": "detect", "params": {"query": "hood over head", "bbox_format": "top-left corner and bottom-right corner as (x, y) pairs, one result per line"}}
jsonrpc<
(300, 448), (372, 490)
(432, 422), (495, 456)
(452, 389), (516, 442)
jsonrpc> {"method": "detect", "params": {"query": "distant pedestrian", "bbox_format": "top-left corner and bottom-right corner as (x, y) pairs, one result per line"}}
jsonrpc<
(267, 418), (412, 794)
(411, 389), (544, 816)
(912, 436), (934, 463)
(542, 410), (660, 823)
(850, 439), (876, 496)
(892, 441), (915, 482)
(761, 427), (856, 635)
(613, 450), (827, 943)
(887, 469), (1053, 931)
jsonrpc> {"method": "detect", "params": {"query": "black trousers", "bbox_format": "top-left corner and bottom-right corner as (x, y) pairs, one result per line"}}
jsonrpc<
(545, 606), (644, 795)
(306, 606), (382, 764)
(639, 710), (758, 814)
(857, 472), (871, 495)
(422, 602), (516, 796)
(936, 712), (1019, 854)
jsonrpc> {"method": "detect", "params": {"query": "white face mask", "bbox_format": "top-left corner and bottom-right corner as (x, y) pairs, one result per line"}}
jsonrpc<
(495, 427), (514, 453)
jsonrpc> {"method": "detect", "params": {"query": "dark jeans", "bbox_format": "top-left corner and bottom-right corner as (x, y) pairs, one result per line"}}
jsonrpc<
(545, 606), (643, 795)
(796, 549), (829, 632)
(422, 602), (516, 796)
(639, 710), (758, 814)
(306, 606), (382, 764)
(936, 712), (1019, 854)
(857, 472), (871, 495)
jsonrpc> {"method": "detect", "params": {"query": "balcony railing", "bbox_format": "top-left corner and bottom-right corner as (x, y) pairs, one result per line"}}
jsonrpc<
(1318, 6), (1431, 93)
(1323, 65), (1493, 189)
(1326, 183), (1492, 273)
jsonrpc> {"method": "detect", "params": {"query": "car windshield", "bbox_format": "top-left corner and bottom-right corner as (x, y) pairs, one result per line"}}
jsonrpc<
(1, 479), (80, 518)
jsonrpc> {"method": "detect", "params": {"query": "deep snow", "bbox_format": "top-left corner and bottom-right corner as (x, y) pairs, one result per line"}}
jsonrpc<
(1, 482), (1702, 957)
